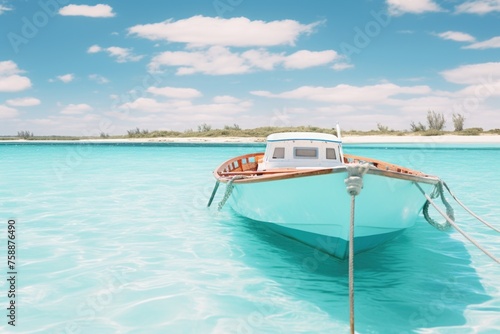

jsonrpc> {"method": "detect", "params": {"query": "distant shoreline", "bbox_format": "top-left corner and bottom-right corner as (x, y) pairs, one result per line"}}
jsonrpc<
(3, 134), (500, 144)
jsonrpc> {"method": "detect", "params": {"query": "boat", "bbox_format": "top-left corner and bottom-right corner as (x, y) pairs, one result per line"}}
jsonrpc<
(210, 130), (445, 259)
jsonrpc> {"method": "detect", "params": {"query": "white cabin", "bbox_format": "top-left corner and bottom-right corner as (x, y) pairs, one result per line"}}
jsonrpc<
(258, 132), (344, 170)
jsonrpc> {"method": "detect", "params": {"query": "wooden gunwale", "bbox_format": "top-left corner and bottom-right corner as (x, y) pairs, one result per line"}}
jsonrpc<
(343, 153), (425, 176)
(214, 152), (439, 185)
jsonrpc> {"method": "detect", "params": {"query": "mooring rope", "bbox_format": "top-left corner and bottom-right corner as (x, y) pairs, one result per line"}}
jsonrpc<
(348, 195), (356, 334)
(442, 181), (500, 233)
(207, 181), (220, 207)
(415, 182), (499, 264)
(422, 182), (454, 231)
(217, 176), (245, 211)
(344, 163), (369, 334)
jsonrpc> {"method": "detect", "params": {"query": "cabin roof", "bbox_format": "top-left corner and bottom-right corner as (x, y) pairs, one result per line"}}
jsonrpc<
(266, 132), (341, 143)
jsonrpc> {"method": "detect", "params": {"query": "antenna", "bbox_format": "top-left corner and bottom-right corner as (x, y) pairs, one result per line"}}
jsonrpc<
(336, 123), (344, 163)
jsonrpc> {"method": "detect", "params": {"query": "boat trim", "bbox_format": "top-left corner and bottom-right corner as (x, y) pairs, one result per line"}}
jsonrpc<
(268, 138), (342, 144)
(214, 152), (440, 185)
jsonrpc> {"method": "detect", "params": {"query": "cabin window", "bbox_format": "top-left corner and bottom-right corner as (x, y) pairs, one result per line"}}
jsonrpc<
(272, 147), (285, 159)
(294, 147), (318, 158)
(326, 148), (337, 160)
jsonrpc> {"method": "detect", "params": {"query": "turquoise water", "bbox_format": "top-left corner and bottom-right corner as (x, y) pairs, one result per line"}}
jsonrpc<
(0, 142), (499, 333)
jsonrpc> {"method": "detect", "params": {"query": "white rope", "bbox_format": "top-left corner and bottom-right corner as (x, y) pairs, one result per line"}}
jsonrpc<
(344, 163), (369, 334)
(348, 195), (356, 334)
(415, 182), (499, 264)
(422, 182), (453, 231)
(442, 181), (500, 233)
(217, 176), (245, 211)
(207, 181), (220, 207)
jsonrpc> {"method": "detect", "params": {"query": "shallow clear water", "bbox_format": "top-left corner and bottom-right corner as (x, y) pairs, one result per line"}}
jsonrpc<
(0, 142), (499, 333)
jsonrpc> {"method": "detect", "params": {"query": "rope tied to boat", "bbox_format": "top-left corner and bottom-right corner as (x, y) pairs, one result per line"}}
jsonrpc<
(415, 181), (499, 264)
(207, 181), (220, 207)
(442, 181), (500, 233)
(345, 163), (369, 196)
(422, 181), (454, 231)
(345, 165), (368, 196)
(344, 163), (369, 334)
(217, 175), (246, 211)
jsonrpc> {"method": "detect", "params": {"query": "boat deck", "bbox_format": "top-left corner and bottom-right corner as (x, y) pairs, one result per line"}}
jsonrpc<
(214, 152), (439, 185)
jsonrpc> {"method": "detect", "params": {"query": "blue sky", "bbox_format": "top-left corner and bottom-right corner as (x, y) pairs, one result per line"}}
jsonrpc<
(1, 0), (499, 136)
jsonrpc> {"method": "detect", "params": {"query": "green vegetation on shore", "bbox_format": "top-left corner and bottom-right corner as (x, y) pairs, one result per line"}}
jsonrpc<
(123, 125), (500, 139)
(2, 125), (500, 141)
(1, 111), (498, 140)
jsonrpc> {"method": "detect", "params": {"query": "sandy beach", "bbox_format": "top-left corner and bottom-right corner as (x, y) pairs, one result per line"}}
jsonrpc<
(4, 134), (500, 144)
(91, 134), (500, 144)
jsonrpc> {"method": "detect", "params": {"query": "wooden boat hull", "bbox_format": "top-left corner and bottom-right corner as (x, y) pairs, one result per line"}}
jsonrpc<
(217, 161), (438, 259)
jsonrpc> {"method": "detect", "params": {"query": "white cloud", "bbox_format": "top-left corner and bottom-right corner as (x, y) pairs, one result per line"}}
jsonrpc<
(106, 46), (143, 62)
(0, 75), (32, 92)
(129, 16), (338, 76)
(386, 95), (456, 113)
(149, 46), (250, 75)
(119, 95), (251, 116)
(455, 0), (500, 14)
(241, 49), (285, 70)
(283, 50), (339, 69)
(59, 4), (115, 18)
(147, 86), (202, 99)
(87, 45), (143, 63)
(88, 74), (109, 84)
(455, 83), (500, 97)
(150, 46), (339, 75)
(6, 97), (41, 107)
(436, 31), (476, 42)
(29, 118), (60, 126)
(0, 60), (32, 92)
(61, 103), (93, 115)
(119, 97), (192, 113)
(251, 83), (431, 104)
(0, 60), (21, 76)
(249, 82), (500, 131)
(0, 4), (13, 15)
(317, 105), (358, 114)
(128, 15), (320, 47)
(0, 105), (18, 119)
(25, 114), (103, 135)
(440, 62), (500, 84)
(57, 73), (74, 83)
(213, 95), (241, 104)
(332, 62), (354, 71)
(387, 0), (443, 15)
(464, 36), (500, 49)
(87, 45), (102, 53)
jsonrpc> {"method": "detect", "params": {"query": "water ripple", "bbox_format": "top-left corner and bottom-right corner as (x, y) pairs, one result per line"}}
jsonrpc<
(0, 144), (498, 333)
